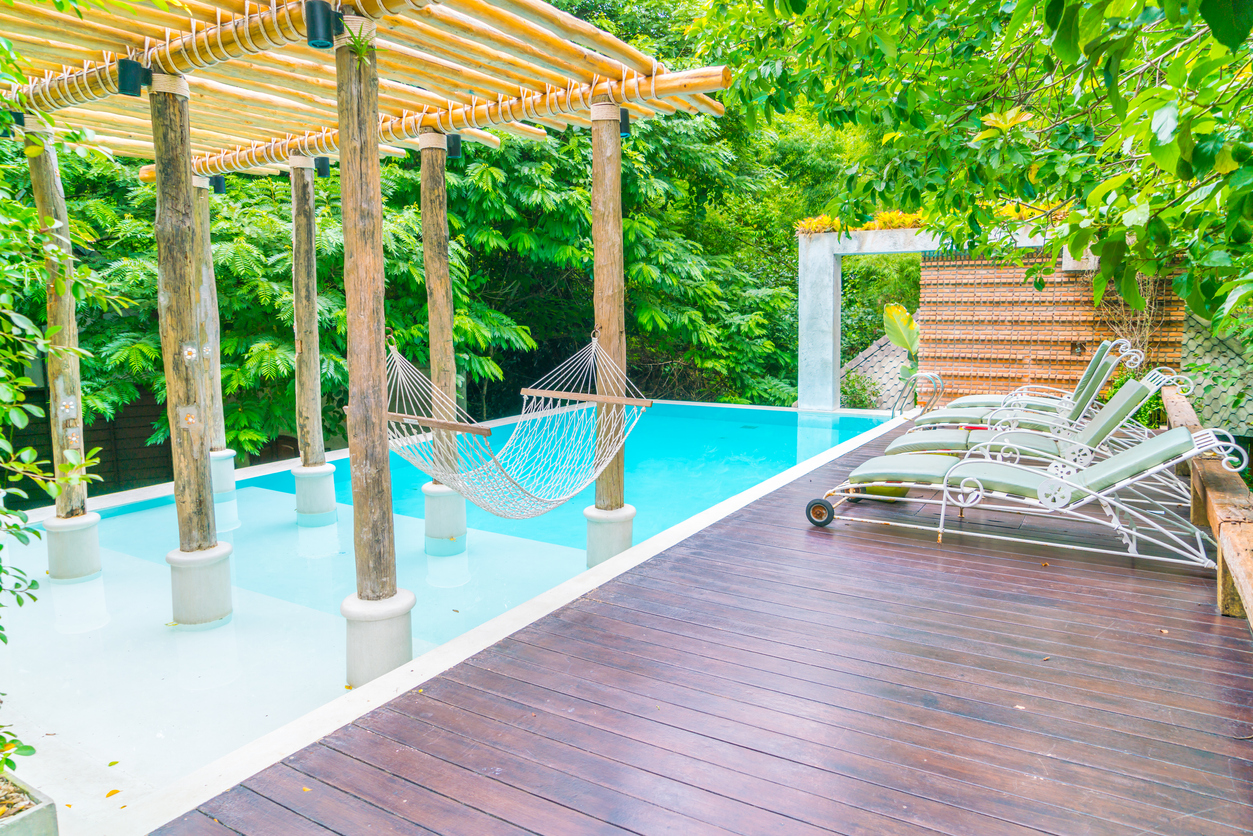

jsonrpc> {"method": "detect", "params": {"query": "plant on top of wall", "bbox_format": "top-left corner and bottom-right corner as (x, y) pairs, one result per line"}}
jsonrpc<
(795, 210), (925, 236)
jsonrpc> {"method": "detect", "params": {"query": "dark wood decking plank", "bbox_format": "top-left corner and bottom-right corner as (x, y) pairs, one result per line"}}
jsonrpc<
(284, 743), (535, 836)
(414, 676), (953, 836)
(670, 538), (1251, 649)
(608, 573), (1253, 715)
(241, 764), (435, 836)
(641, 552), (1253, 681)
(647, 549), (1253, 671)
(354, 706), (741, 836)
(559, 597), (1253, 773)
(150, 811), (243, 835)
(382, 690), (842, 836)
(508, 613), (1253, 788)
(198, 786), (340, 836)
(445, 651), (1253, 833)
(320, 724), (632, 836)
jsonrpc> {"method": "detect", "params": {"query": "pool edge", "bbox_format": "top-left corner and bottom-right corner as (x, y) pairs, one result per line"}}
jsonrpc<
(99, 412), (913, 836)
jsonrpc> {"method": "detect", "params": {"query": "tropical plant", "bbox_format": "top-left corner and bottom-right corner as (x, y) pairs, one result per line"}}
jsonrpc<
(840, 370), (881, 409)
(884, 303), (921, 379)
(694, 0), (1253, 343)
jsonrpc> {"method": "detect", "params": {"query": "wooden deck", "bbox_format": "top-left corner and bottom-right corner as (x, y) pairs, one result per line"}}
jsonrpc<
(156, 425), (1253, 835)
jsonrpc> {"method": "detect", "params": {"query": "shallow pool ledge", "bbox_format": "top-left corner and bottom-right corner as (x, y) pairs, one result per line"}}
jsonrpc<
(114, 414), (907, 836)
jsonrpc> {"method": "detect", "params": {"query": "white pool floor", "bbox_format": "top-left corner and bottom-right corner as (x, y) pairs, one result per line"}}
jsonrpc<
(0, 486), (584, 836)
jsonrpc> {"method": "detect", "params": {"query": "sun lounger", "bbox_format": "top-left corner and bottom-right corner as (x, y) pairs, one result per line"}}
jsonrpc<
(805, 426), (1245, 567)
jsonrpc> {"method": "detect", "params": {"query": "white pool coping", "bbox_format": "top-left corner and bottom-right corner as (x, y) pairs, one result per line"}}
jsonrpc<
(98, 410), (908, 835)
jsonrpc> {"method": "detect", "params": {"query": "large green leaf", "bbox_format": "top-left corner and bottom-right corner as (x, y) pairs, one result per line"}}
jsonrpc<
(883, 304), (920, 357)
(1200, 0), (1253, 52)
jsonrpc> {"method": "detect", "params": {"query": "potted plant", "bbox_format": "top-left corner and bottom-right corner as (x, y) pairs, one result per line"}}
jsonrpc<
(0, 762), (57, 836)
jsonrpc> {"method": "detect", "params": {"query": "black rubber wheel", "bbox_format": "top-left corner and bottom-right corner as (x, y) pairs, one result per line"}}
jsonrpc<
(806, 498), (835, 527)
(846, 487), (864, 504)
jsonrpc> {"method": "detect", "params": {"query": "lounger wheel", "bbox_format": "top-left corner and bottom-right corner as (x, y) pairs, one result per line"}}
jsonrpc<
(806, 498), (835, 527)
(846, 487), (864, 504)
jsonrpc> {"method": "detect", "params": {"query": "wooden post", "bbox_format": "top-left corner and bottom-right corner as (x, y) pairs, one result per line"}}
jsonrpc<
(591, 95), (625, 512)
(152, 71), (232, 624)
(151, 72), (217, 551)
(25, 128), (86, 517)
(584, 96), (634, 568)
(193, 184), (227, 452)
(418, 129), (467, 557)
(337, 14), (412, 688)
(338, 17), (396, 600)
(27, 123), (102, 580)
(290, 156), (326, 468)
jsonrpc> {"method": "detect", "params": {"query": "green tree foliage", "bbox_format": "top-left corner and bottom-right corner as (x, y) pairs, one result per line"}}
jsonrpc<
(695, 0), (1253, 337)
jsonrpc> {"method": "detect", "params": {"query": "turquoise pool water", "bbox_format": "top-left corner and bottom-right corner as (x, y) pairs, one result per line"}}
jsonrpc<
(254, 402), (884, 548)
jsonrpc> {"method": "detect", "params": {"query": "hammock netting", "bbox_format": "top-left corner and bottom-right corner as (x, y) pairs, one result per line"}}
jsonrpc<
(386, 338), (648, 519)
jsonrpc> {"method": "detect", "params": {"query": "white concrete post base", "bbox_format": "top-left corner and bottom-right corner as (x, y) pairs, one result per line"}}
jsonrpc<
(584, 504), (636, 568)
(294, 463), (338, 527)
(211, 449), (240, 532)
(44, 510), (102, 581)
(422, 482), (466, 556)
(341, 588), (416, 687)
(166, 541), (233, 626)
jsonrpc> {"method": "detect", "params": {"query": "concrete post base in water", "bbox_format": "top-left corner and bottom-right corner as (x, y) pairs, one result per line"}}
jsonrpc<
(584, 503), (636, 568)
(166, 541), (233, 626)
(210, 448), (239, 532)
(422, 482), (466, 556)
(293, 463), (337, 527)
(43, 511), (101, 581)
(341, 588), (416, 687)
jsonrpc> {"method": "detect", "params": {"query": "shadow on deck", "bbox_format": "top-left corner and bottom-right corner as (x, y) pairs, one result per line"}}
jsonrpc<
(157, 423), (1253, 835)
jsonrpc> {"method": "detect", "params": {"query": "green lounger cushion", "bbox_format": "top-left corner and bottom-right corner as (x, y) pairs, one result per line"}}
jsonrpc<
(1073, 426), (1194, 493)
(966, 430), (1061, 457)
(943, 341), (1113, 411)
(915, 407), (1060, 431)
(1074, 380), (1148, 447)
(885, 429), (970, 455)
(849, 453), (1051, 498)
(885, 429), (1061, 457)
(944, 394), (1064, 412)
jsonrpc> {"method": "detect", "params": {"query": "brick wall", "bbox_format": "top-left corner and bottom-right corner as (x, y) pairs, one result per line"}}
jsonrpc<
(917, 251), (1185, 404)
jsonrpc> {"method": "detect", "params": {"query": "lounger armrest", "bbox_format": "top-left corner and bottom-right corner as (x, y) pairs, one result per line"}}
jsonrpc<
(967, 429), (1099, 467)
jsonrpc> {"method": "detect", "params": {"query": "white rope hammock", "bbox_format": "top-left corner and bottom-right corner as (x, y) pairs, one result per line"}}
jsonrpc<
(386, 336), (650, 519)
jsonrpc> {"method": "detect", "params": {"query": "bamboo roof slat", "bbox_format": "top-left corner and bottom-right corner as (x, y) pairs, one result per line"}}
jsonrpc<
(4, 0), (731, 177)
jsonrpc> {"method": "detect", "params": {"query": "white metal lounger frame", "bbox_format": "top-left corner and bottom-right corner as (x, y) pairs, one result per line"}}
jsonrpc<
(916, 339), (1145, 431)
(817, 430), (1246, 568)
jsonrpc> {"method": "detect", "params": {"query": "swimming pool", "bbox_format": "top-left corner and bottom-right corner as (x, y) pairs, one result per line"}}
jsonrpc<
(0, 402), (883, 835)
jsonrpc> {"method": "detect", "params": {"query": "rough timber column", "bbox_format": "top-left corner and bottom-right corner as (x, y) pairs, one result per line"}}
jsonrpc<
(288, 154), (337, 528)
(419, 128), (467, 559)
(336, 14), (414, 687)
(584, 96), (635, 568)
(25, 126), (102, 580)
(150, 71), (232, 625)
(193, 179), (238, 532)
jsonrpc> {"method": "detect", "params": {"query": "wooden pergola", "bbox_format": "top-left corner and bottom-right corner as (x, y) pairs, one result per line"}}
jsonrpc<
(4, 0), (730, 685)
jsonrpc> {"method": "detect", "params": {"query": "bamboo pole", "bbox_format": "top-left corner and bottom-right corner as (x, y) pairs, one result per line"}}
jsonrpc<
(289, 156), (325, 468)
(591, 95), (624, 512)
(193, 182), (227, 451)
(25, 128), (87, 519)
(137, 65), (731, 177)
(150, 71), (217, 551)
(338, 17), (396, 602)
